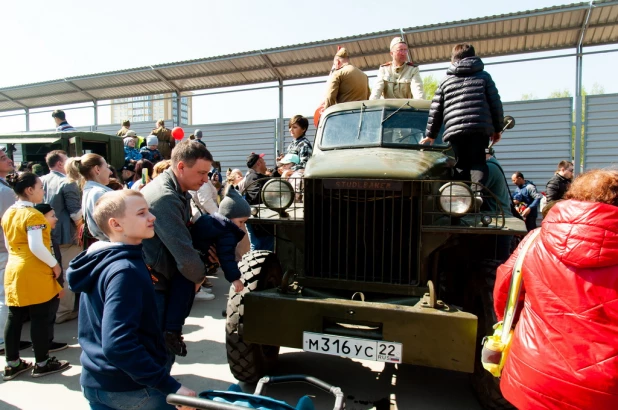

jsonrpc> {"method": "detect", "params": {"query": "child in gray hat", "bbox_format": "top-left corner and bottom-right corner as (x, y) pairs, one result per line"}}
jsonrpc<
(163, 186), (250, 356)
(139, 135), (162, 164)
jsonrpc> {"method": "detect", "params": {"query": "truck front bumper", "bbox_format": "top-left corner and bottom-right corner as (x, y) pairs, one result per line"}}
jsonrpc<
(242, 289), (478, 373)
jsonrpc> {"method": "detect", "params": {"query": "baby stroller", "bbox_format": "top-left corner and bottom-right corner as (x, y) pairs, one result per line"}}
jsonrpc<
(166, 374), (345, 410)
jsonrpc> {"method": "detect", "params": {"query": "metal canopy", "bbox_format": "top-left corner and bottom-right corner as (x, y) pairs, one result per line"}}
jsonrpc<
(0, 0), (617, 113)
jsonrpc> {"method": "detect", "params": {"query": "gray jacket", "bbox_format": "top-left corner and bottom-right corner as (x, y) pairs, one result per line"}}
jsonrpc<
(0, 178), (16, 253)
(41, 171), (82, 245)
(141, 169), (205, 288)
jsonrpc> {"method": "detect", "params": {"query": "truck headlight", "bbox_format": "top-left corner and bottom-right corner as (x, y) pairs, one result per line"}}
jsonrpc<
(261, 179), (295, 212)
(438, 182), (473, 216)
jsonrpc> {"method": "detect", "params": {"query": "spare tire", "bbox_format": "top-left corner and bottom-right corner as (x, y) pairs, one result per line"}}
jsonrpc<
(225, 250), (282, 383)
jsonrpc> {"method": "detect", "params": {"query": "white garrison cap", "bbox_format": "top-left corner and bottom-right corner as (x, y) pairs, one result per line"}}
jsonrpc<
(390, 37), (406, 50)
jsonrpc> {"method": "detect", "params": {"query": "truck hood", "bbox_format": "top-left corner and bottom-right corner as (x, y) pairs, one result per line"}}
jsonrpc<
(305, 148), (455, 180)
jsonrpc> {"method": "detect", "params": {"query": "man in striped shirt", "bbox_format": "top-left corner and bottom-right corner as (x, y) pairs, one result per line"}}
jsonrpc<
(52, 110), (76, 132)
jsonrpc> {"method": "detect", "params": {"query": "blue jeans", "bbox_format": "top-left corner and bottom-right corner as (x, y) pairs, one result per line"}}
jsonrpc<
(246, 223), (274, 252)
(83, 386), (174, 410)
(153, 290), (175, 373)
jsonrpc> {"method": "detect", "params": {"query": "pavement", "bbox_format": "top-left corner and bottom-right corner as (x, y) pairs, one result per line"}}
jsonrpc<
(0, 275), (482, 410)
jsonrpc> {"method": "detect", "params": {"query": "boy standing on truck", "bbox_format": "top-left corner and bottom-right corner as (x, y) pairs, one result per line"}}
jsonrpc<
(421, 43), (504, 188)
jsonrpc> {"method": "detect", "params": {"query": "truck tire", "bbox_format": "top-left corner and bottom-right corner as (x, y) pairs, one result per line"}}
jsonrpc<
(225, 250), (283, 383)
(470, 260), (515, 410)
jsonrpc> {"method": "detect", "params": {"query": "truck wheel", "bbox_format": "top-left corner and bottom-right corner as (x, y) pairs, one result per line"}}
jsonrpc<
(470, 260), (515, 410)
(225, 250), (282, 383)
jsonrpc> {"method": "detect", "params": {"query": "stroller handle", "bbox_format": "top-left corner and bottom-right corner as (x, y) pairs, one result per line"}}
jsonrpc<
(166, 394), (242, 410)
(255, 374), (345, 410)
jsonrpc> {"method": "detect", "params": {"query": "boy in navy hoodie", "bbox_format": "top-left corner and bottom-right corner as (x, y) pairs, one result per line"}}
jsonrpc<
(67, 190), (195, 410)
(164, 186), (249, 356)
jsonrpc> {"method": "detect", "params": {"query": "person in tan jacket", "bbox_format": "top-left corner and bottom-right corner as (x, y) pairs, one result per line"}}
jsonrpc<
(151, 119), (175, 160)
(116, 120), (130, 137)
(323, 48), (370, 109)
(370, 37), (424, 100)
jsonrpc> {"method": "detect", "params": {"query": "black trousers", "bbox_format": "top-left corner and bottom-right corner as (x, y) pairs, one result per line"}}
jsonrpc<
(449, 134), (490, 184)
(4, 298), (54, 363)
(525, 215), (538, 232)
(48, 295), (60, 343)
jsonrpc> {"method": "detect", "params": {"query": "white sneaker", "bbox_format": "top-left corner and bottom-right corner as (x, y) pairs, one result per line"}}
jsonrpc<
(194, 291), (215, 301)
(201, 287), (213, 293)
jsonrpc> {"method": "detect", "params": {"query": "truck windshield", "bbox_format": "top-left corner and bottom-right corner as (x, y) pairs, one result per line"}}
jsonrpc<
(320, 109), (446, 149)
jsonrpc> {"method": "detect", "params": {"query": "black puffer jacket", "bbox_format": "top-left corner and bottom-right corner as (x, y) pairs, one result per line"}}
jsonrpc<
(425, 57), (503, 142)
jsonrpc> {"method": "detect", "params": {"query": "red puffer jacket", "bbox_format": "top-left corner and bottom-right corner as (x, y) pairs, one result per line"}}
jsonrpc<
(494, 200), (618, 410)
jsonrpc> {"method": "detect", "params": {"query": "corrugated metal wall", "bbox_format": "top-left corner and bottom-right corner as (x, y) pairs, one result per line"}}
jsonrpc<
(188, 120), (277, 171)
(584, 93), (618, 170)
(492, 98), (573, 193)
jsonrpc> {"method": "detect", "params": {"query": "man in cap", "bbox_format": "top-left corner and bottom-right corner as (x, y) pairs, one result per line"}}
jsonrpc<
(243, 153), (274, 251)
(194, 129), (206, 146)
(323, 48), (370, 109)
(370, 37), (424, 100)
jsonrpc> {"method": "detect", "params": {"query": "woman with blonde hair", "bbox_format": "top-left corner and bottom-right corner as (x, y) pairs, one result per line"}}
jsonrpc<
(65, 154), (112, 243)
(494, 168), (618, 409)
(152, 160), (171, 179)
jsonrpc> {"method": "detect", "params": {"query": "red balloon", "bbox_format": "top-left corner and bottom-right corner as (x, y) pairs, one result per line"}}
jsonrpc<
(171, 127), (184, 140)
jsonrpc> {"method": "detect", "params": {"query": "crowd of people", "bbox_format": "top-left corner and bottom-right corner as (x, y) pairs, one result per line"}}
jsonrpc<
(1, 38), (616, 410)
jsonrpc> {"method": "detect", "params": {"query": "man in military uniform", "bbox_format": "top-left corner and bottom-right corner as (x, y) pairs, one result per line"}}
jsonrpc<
(370, 37), (424, 100)
(323, 48), (370, 109)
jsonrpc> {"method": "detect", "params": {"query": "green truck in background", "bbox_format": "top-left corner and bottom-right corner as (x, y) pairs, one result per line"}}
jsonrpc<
(0, 131), (124, 171)
(227, 99), (525, 410)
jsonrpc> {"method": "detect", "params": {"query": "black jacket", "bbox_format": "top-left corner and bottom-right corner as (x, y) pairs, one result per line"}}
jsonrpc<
(425, 57), (503, 142)
(545, 173), (571, 202)
(244, 168), (269, 205)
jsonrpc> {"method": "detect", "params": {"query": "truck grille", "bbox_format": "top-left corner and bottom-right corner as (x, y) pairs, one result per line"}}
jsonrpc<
(304, 179), (419, 286)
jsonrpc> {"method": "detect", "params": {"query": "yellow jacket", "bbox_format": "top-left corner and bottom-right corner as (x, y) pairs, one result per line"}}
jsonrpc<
(2, 206), (61, 306)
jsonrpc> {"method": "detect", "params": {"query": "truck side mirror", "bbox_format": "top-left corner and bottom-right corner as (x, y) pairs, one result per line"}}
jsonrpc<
(502, 116), (515, 131)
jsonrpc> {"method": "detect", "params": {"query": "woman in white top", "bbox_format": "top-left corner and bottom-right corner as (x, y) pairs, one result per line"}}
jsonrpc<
(65, 154), (112, 242)
(189, 180), (219, 222)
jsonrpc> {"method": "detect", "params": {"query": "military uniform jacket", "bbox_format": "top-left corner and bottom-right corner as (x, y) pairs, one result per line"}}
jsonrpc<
(370, 62), (424, 100)
(323, 64), (370, 109)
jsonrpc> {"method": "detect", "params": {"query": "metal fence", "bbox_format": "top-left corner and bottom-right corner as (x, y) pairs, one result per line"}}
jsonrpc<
(584, 93), (618, 170)
(188, 119), (277, 172)
(491, 98), (573, 194)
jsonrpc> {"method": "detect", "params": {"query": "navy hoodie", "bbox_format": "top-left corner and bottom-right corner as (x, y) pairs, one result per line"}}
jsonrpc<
(67, 243), (180, 394)
(191, 212), (245, 283)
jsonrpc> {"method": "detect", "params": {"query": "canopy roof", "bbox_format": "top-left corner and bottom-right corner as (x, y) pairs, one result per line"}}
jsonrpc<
(0, 1), (616, 113)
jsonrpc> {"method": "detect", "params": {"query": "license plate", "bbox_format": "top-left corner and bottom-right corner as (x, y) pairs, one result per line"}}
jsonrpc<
(303, 332), (402, 363)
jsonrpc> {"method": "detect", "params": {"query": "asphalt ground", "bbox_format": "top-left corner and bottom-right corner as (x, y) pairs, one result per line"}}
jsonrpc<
(0, 274), (482, 410)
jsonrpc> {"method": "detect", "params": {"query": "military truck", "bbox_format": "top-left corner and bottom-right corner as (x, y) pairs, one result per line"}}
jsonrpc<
(0, 131), (125, 171)
(226, 99), (526, 409)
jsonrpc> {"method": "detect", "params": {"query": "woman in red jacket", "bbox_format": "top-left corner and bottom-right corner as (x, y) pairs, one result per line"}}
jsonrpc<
(494, 169), (618, 410)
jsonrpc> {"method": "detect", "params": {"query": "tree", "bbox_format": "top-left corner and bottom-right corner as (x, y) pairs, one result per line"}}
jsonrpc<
(423, 75), (439, 100)
(520, 93), (538, 101)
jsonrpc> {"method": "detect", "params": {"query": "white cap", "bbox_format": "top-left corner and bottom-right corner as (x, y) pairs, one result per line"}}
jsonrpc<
(390, 37), (406, 50)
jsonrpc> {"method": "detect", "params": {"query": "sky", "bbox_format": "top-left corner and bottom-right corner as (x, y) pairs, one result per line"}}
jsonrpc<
(0, 0), (615, 132)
